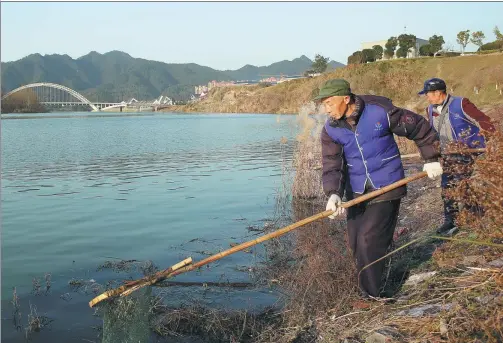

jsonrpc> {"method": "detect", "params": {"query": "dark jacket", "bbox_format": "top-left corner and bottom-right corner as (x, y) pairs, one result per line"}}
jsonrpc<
(321, 95), (440, 203)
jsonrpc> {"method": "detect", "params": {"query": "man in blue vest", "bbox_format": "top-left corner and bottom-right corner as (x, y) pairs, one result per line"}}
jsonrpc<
(418, 78), (496, 235)
(313, 79), (442, 298)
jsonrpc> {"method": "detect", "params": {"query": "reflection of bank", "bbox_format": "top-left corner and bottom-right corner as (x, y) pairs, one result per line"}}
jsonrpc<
(361, 38), (429, 60)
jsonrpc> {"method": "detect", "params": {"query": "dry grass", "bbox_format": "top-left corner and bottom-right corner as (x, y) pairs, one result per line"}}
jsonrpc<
(12, 287), (22, 332)
(24, 302), (53, 341)
(150, 295), (280, 342)
(259, 198), (359, 342)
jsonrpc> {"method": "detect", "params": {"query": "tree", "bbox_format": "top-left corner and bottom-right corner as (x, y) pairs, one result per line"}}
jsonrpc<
(311, 54), (330, 73)
(355, 51), (365, 64)
(456, 30), (470, 54)
(419, 44), (433, 57)
(471, 31), (486, 51)
(494, 26), (503, 42)
(384, 37), (398, 58)
(372, 45), (384, 60)
(361, 49), (376, 63)
(347, 51), (366, 65)
(397, 34), (417, 57)
(348, 51), (365, 64)
(428, 35), (445, 56)
(396, 46), (408, 58)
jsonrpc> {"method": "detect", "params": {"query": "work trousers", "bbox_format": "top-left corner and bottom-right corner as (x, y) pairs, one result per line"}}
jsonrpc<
(441, 153), (478, 223)
(347, 199), (401, 297)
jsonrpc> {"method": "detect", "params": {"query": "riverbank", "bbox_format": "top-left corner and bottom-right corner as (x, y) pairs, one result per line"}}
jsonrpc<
(162, 53), (503, 115)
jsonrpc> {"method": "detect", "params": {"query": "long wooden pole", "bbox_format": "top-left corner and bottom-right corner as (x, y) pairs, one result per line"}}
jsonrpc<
(89, 171), (429, 308)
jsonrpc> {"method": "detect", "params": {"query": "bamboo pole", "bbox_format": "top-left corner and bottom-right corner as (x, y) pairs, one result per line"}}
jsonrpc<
(89, 171), (429, 308)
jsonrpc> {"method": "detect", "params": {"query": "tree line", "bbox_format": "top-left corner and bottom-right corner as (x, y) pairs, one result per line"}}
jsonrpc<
(347, 26), (503, 65)
(1, 89), (47, 114)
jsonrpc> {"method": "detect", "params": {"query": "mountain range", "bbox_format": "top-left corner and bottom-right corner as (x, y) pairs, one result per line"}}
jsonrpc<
(1, 51), (344, 101)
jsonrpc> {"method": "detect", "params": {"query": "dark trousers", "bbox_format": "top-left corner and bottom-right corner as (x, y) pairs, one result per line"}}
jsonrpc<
(441, 154), (476, 223)
(347, 199), (401, 297)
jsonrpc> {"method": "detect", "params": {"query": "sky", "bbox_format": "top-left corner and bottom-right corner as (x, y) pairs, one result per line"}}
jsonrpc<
(1, 1), (502, 70)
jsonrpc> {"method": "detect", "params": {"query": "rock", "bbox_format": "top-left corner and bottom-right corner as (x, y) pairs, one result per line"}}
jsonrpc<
(462, 255), (487, 265)
(376, 327), (403, 340)
(404, 271), (437, 287)
(488, 257), (503, 268)
(475, 294), (497, 304)
(396, 303), (453, 317)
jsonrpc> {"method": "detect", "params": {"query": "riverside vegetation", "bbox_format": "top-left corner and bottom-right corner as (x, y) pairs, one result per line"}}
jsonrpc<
(7, 54), (503, 343)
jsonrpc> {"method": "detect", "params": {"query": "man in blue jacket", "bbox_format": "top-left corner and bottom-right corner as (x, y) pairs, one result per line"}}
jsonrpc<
(419, 78), (496, 234)
(313, 79), (442, 298)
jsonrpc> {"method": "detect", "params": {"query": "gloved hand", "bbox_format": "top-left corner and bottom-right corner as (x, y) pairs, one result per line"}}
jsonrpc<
(326, 194), (345, 219)
(423, 162), (443, 179)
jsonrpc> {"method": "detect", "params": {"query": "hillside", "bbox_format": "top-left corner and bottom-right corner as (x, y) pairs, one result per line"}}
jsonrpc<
(168, 53), (503, 115)
(0, 51), (344, 102)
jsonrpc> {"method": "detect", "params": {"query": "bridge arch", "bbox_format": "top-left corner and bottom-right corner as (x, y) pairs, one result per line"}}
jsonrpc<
(1, 82), (99, 112)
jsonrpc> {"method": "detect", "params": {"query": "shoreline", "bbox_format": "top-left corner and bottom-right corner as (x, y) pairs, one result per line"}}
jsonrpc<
(1, 111), (298, 120)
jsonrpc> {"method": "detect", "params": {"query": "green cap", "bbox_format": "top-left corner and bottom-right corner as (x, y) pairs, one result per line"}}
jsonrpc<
(312, 79), (351, 101)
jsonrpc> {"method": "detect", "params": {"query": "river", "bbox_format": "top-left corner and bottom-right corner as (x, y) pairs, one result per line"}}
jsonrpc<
(1, 112), (300, 342)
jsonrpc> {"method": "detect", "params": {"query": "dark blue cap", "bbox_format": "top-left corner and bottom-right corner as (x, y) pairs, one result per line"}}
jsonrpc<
(418, 78), (447, 95)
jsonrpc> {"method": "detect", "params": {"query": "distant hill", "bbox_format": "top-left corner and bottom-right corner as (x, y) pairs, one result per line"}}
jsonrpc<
(224, 55), (344, 80)
(1, 51), (345, 101)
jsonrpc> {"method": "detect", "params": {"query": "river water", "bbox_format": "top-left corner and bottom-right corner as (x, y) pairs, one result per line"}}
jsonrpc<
(1, 112), (300, 342)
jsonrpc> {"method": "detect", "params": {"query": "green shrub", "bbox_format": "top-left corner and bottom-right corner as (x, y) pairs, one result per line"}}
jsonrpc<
(480, 40), (503, 51)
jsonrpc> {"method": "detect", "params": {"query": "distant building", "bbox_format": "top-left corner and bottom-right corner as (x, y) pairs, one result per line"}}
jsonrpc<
(361, 38), (429, 60)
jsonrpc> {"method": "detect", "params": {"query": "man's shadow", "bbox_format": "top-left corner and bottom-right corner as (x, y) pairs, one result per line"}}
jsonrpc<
(380, 234), (446, 298)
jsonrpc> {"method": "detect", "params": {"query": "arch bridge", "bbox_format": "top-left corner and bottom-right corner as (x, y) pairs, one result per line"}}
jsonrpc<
(1, 83), (124, 112)
(2, 83), (174, 112)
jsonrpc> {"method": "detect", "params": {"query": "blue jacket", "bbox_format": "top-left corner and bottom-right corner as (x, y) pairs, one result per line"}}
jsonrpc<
(324, 104), (403, 194)
(427, 95), (485, 149)
(321, 95), (440, 200)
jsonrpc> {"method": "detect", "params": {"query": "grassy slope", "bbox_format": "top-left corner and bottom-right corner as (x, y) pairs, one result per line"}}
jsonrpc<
(165, 53), (503, 115)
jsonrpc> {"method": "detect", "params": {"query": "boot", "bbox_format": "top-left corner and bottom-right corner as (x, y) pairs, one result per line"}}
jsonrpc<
(439, 195), (458, 235)
(436, 220), (458, 235)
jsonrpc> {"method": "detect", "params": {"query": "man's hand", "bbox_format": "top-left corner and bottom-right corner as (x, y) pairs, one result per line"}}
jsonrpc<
(326, 194), (345, 219)
(423, 162), (443, 179)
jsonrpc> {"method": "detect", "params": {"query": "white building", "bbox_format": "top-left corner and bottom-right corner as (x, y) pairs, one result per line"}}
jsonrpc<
(361, 38), (429, 60)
